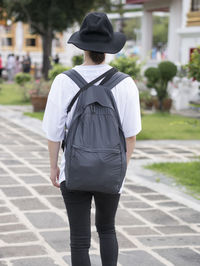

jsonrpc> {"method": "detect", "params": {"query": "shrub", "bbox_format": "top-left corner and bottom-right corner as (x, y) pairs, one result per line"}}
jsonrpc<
(159, 61), (177, 81)
(110, 56), (141, 80)
(15, 72), (32, 86)
(144, 67), (160, 88)
(15, 73), (32, 101)
(48, 64), (71, 81)
(72, 54), (84, 66)
(186, 46), (200, 82)
(144, 61), (177, 111)
(139, 90), (154, 110)
(29, 79), (51, 97)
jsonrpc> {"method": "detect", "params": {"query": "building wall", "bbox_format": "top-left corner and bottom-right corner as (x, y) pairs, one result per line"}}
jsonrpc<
(0, 21), (82, 68)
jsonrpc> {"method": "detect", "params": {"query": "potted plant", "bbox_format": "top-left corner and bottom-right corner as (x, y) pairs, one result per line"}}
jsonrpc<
(15, 72), (32, 102)
(144, 61), (177, 111)
(185, 46), (200, 106)
(29, 79), (50, 112)
(139, 90), (154, 110)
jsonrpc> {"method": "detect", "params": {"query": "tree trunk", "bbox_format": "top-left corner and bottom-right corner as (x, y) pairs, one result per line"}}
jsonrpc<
(42, 31), (52, 80)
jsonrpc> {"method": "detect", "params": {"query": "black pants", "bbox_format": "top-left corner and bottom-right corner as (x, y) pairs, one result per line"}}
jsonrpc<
(60, 181), (120, 266)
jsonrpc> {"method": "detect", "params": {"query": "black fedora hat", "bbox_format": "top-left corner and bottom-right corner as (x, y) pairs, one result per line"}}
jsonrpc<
(67, 12), (126, 54)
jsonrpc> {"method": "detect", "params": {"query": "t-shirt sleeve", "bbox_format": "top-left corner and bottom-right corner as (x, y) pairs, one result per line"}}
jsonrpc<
(42, 74), (73, 142)
(118, 77), (142, 138)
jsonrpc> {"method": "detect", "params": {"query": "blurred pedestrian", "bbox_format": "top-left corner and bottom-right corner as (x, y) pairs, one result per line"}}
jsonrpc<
(15, 55), (22, 74)
(54, 54), (60, 64)
(0, 54), (3, 78)
(23, 52), (31, 73)
(6, 54), (15, 82)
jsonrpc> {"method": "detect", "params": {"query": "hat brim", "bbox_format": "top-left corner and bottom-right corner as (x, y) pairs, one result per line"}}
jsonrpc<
(67, 31), (126, 54)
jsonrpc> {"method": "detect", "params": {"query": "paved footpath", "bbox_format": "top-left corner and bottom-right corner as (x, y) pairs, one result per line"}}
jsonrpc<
(0, 114), (200, 266)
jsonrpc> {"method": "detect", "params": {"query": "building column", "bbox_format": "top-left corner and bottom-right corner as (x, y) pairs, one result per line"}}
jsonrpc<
(141, 10), (153, 60)
(15, 22), (23, 54)
(168, 0), (182, 62)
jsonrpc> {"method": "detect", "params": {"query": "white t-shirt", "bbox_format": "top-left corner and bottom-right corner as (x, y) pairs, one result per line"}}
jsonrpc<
(42, 64), (142, 191)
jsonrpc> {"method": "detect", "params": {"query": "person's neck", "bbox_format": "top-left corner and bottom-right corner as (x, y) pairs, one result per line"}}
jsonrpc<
(82, 61), (105, 66)
(82, 53), (105, 66)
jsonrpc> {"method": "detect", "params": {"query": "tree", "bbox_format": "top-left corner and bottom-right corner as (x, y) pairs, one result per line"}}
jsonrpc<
(123, 17), (141, 40)
(3, 0), (105, 79)
(153, 16), (168, 47)
(145, 61), (177, 111)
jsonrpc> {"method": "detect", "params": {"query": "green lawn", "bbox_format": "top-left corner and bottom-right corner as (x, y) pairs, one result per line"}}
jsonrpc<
(146, 161), (200, 199)
(24, 112), (44, 120)
(137, 112), (200, 140)
(0, 82), (30, 105)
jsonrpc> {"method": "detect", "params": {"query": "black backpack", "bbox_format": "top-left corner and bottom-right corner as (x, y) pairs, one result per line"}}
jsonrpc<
(62, 67), (129, 194)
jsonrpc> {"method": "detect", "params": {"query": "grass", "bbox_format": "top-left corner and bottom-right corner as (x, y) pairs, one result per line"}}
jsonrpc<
(24, 112), (44, 120)
(0, 82), (30, 105)
(145, 161), (200, 199)
(137, 112), (200, 140)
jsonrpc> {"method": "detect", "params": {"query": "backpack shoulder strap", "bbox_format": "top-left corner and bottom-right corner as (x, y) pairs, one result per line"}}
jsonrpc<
(63, 69), (87, 89)
(104, 72), (129, 90)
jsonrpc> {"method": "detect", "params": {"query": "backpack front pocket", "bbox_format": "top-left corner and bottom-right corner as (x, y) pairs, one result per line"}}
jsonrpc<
(68, 145), (122, 193)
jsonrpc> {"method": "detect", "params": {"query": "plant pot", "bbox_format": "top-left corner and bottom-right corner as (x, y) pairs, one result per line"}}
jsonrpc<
(140, 99), (154, 110)
(145, 100), (154, 109)
(31, 95), (47, 112)
(153, 98), (172, 112)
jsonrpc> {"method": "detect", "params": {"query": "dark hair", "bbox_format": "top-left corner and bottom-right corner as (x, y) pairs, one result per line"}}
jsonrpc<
(88, 51), (105, 64)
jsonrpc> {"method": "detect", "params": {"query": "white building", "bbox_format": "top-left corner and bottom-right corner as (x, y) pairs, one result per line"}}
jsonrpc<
(127, 0), (200, 64)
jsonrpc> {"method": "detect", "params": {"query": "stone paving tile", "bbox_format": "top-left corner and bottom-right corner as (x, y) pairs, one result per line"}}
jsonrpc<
(142, 194), (171, 201)
(153, 248), (200, 266)
(40, 230), (70, 252)
(18, 175), (49, 184)
(126, 184), (156, 193)
(0, 224), (27, 233)
(137, 235), (200, 247)
(11, 257), (60, 266)
(11, 198), (49, 211)
(121, 201), (152, 209)
(0, 187), (32, 197)
(25, 212), (66, 229)
(117, 231), (137, 248)
(0, 245), (47, 258)
(119, 250), (165, 266)
(46, 196), (66, 209)
(0, 168), (9, 175)
(0, 176), (19, 185)
(120, 194), (139, 201)
(0, 261), (7, 266)
(116, 209), (145, 225)
(0, 206), (11, 213)
(0, 231), (38, 244)
(0, 214), (19, 224)
(32, 185), (61, 196)
(170, 208), (200, 223)
(156, 201), (186, 208)
(123, 226), (160, 236)
(155, 225), (198, 234)
(135, 209), (179, 225)
(8, 166), (38, 174)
